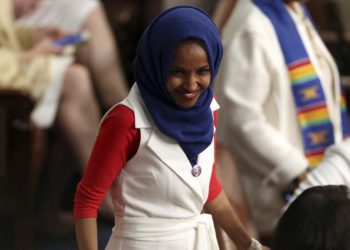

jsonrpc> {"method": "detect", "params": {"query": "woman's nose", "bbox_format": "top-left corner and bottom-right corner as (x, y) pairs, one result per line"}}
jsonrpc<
(183, 73), (198, 91)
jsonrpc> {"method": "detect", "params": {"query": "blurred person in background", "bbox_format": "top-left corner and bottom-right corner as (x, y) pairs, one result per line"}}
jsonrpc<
(16, 0), (131, 232)
(17, 0), (129, 111)
(1, 0), (102, 236)
(214, 0), (350, 242)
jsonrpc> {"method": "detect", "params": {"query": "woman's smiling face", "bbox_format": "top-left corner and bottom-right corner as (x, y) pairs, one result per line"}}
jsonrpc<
(166, 40), (211, 109)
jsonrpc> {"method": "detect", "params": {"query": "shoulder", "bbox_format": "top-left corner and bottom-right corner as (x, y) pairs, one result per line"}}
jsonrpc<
(100, 104), (136, 131)
(96, 104), (140, 152)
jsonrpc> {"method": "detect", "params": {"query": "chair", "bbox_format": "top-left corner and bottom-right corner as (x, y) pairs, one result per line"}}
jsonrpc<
(0, 89), (46, 250)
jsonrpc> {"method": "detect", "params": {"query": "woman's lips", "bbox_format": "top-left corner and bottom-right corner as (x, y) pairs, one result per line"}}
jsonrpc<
(178, 89), (201, 100)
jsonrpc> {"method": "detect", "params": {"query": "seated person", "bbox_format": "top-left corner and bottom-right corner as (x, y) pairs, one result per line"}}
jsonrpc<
(273, 185), (350, 250)
(1, 0), (101, 234)
(17, 0), (129, 110)
(16, 0), (123, 225)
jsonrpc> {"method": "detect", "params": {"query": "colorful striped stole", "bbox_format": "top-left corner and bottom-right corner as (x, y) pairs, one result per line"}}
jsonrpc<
(253, 0), (350, 168)
(290, 59), (334, 168)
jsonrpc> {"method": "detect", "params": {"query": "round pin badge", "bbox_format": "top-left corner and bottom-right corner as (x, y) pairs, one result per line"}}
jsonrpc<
(191, 165), (202, 177)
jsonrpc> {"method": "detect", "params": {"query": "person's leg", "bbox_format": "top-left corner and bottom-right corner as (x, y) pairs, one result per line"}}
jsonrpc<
(35, 64), (100, 236)
(57, 64), (100, 167)
(58, 64), (115, 220)
(76, 5), (129, 109)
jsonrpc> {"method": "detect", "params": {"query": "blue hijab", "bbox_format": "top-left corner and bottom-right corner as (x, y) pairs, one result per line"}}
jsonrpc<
(133, 6), (223, 166)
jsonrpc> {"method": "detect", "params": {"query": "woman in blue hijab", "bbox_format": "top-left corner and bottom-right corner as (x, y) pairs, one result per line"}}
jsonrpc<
(74, 6), (266, 250)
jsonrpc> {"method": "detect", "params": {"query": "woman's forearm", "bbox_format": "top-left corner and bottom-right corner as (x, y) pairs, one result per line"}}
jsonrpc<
(17, 38), (62, 66)
(75, 218), (98, 250)
(205, 191), (252, 249)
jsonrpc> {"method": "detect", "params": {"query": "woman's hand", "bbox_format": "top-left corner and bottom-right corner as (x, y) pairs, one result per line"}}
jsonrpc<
(35, 26), (70, 42)
(18, 38), (63, 65)
(205, 191), (271, 250)
(32, 38), (63, 55)
(33, 38), (63, 55)
(205, 191), (252, 249)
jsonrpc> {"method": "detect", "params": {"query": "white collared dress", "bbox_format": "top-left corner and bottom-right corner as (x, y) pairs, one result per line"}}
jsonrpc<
(74, 84), (222, 249)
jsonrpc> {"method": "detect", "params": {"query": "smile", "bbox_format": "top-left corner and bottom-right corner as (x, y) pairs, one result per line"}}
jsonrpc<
(180, 90), (201, 100)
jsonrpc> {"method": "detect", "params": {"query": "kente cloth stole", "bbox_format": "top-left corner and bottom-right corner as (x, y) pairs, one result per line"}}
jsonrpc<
(253, 0), (350, 168)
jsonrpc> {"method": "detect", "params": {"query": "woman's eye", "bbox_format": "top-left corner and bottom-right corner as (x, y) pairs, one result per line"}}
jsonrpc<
(170, 69), (182, 75)
(198, 68), (211, 75)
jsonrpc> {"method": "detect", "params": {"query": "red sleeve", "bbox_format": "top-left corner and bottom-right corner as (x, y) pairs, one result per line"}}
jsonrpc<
(73, 105), (140, 219)
(207, 110), (223, 202)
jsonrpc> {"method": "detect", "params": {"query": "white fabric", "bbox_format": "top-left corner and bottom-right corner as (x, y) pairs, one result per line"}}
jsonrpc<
(249, 238), (262, 250)
(30, 55), (72, 128)
(18, 0), (99, 127)
(105, 214), (218, 250)
(104, 85), (220, 249)
(214, 0), (344, 232)
(16, 0), (99, 33)
(291, 138), (350, 200)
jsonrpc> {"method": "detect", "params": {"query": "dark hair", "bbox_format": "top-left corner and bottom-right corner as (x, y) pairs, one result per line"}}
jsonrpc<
(273, 185), (350, 250)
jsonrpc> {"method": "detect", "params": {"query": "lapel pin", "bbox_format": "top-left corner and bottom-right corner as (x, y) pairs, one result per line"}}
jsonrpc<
(191, 165), (202, 177)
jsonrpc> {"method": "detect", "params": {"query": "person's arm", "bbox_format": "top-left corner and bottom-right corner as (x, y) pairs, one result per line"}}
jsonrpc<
(74, 105), (140, 249)
(0, 41), (59, 88)
(15, 25), (69, 49)
(17, 38), (62, 65)
(291, 138), (350, 200)
(34, 26), (69, 42)
(205, 191), (251, 249)
(75, 218), (98, 250)
(205, 191), (270, 250)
